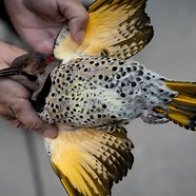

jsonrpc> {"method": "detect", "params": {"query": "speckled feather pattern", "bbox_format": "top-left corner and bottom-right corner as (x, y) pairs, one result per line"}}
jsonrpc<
(40, 56), (176, 127)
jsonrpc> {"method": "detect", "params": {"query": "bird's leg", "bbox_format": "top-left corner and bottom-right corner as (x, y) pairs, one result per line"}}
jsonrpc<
(140, 110), (169, 124)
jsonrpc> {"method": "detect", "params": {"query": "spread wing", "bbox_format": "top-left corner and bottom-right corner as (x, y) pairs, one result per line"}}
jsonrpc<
(46, 126), (134, 196)
(54, 0), (153, 63)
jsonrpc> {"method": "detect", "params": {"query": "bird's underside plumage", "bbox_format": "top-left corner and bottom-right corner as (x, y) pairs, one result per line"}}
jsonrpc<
(40, 56), (175, 127)
(0, 0), (196, 196)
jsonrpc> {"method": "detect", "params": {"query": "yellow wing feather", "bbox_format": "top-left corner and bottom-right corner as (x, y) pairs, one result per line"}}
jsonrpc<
(54, 0), (153, 63)
(46, 124), (134, 196)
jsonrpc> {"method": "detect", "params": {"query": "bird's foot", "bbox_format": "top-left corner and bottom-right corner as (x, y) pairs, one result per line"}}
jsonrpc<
(141, 110), (169, 124)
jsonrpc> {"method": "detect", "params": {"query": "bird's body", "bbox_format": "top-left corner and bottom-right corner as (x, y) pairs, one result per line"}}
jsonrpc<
(41, 57), (175, 127)
(0, 0), (196, 195)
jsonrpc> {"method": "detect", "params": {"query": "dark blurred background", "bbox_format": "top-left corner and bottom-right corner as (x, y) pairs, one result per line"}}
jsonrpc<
(0, 0), (196, 195)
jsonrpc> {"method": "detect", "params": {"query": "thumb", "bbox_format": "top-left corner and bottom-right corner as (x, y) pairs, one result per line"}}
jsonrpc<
(12, 99), (57, 138)
(62, 1), (89, 43)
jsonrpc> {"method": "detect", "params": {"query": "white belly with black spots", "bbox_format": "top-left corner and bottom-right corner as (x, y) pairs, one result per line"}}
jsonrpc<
(40, 57), (176, 127)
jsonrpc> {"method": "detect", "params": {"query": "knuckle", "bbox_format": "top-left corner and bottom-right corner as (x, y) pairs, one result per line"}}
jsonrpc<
(12, 98), (29, 114)
(24, 120), (44, 133)
(76, 9), (89, 21)
(32, 121), (43, 131)
(12, 101), (23, 114)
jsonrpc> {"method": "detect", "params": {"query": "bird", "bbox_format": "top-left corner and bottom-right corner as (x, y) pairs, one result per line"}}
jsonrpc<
(0, 0), (196, 195)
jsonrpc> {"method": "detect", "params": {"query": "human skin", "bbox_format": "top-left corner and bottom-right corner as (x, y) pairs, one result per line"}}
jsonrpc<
(0, 42), (57, 138)
(4, 0), (89, 54)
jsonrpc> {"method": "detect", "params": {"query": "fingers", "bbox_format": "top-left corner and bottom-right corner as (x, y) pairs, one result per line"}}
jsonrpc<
(0, 79), (57, 138)
(11, 98), (58, 138)
(60, 0), (89, 43)
(0, 43), (57, 138)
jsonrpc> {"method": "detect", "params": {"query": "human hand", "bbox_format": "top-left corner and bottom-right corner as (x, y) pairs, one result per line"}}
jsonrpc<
(0, 42), (57, 138)
(4, 0), (89, 54)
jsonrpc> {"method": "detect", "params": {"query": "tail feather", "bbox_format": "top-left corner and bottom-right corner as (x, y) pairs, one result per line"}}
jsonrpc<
(156, 81), (196, 131)
(165, 81), (196, 97)
(45, 125), (134, 196)
(167, 105), (196, 116)
(172, 95), (196, 108)
(155, 106), (196, 131)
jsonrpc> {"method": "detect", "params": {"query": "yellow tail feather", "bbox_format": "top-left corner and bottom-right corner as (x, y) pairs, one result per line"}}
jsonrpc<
(54, 0), (153, 63)
(156, 81), (196, 131)
(173, 95), (196, 107)
(165, 81), (196, 97)
(45, 125), (134, 196)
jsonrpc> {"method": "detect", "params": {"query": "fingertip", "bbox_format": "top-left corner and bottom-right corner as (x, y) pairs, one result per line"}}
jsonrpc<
(43, 127), (58, 139)
(69, 17), (87, 43)
(14, 100), (58, 138)
(75, 30), (85, 43)
(33, 40), (53, 55)
(65, 3), (89, 43)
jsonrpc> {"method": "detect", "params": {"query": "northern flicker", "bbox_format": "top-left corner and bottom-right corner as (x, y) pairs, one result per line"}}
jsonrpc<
(0, 0), (196, 196)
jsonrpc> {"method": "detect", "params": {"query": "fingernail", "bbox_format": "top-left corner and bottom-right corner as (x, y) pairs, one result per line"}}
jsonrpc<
(43, 128), (57, 139)
(75, 30), (85, 43)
